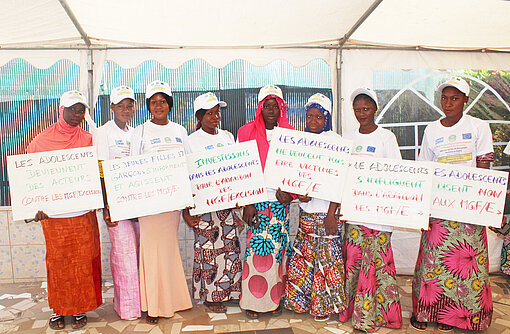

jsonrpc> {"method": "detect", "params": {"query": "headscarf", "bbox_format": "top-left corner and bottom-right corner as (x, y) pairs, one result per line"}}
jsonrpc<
(26, 105), (92, 153)
(237, 95), (294, 170)
(304, 103), (332, 134)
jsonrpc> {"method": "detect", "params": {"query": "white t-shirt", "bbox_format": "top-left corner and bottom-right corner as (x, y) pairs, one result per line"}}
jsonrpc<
(130, 120), (189, 156)
(344, 126), (402, 232)
(187, 128), (234, 154)
(93, 120), (133, 160)
(299, 131), (342, 214)
(503, 142), (510, 156)
(418, 114), (493, 167)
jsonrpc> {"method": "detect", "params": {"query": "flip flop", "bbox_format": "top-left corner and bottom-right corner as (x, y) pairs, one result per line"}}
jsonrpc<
(72, 314), (87, 329)
(49, 314), (65, 330)
(245, 310), (259, 319)
(410, 315), (427, 331)
(204, 301), (227, 313)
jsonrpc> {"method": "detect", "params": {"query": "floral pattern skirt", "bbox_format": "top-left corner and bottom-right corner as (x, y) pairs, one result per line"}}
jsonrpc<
(412, 218), (492, 330)
(240, 201), (290, 313)
(285, 211), (347, 316)
(502, 234), (510, 275)
(192, 209), (242, 302)
(339, 224), (402, 332)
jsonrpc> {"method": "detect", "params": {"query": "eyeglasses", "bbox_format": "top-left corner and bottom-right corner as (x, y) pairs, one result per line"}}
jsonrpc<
(66, 106), (85, 115)
(353, 107), (375, 113)
(262, 105), (280, 111)
(306, 115), (324, 120)
(113, 104), (134, 111)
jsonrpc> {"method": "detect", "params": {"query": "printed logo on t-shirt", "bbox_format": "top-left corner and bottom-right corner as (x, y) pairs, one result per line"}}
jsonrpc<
(150, 138), (161, 144)
(164, 137), (172, 143)
(355, 146), (363, 152)
(175, 137), (182, 143)
(115, 140), (124, 145)
(448, 135), (456, 142)
(435, 137), (444, 144)
(205, 145), (214, 150)
(462, 133), (472, 140)
(367, 146), (376, 153)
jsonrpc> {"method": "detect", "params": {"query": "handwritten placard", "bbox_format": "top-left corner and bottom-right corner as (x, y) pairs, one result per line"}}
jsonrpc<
(340, 156), (432, 229)
(7, 147), (103, 221)
(264, 128), (352, 202)
(430, 163), (508, 227)
(102, 148), (193, 221)
(187, 140), (267, 215)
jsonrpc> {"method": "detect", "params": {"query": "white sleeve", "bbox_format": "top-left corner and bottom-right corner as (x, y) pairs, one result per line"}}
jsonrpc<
(92, 127), (109, 161)
(180, 126), (191, 154)
(385, 131), (402, 160)
(130, 126), (143, 156)
(418, 127), (434, 162)
(504, 142), (510, 156)
(475, 120), (494, 156)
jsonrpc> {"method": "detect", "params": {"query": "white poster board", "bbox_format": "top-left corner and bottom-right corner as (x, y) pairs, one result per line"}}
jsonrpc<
(102, 148), (193, 221)
(7, 146), (103, 221)
(430, 162), (508, 227)
(264, 128), (352, 202)
(340, 156), (433, 230)
(187, 140), (267, 215)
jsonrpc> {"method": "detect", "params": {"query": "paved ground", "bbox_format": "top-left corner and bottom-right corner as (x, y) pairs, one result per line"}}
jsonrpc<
(0, 274), (509, 333)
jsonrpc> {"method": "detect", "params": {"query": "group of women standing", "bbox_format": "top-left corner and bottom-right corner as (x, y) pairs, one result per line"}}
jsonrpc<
(28, 77), (498, 332)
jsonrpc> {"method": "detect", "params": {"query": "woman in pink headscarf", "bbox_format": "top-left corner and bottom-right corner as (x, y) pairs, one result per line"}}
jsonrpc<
(28, 90), (102, 331)
(237, 85), (295, 319)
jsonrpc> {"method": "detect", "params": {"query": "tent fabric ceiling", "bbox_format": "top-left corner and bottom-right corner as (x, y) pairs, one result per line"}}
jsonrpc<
(2, 0), (509, 50)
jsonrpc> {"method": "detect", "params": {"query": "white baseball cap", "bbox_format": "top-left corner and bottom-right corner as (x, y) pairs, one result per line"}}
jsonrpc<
(306, 93), (332, 112)
(350, 87), (379, 110)
(193, 92), (226, 114)
(437, 77), (470, 96)
(145, 80), (172, 99)
(59, 90), (89, 109)
(110, 86), (136, 104)
(258, 84), (283, 102)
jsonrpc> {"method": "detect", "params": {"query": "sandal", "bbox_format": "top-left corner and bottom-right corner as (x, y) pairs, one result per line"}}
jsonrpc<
(49, 313), (65, 330)
(314, 314), (330, 322)
(245, 310), (259, 319)
(72, 314), (87, 329)
(271, 304), (282, 316)
(204, 301), (227, 313)
(438, 323), (453, 332)
(410, 316), (427, 331)
(146, 315), (159, 324)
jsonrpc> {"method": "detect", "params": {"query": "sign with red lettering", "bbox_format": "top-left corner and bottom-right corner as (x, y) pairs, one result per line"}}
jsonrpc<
(340, 156), (433, 229)
(264, 128), (352, 202)
(187, 140), (267, 215)
(430, 162), (508, 227)
(7, 146), (104, 221)
(102, 148), (193, 221)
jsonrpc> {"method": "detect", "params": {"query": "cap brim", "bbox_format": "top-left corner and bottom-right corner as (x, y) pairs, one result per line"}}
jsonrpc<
(437, 83), (468, 95)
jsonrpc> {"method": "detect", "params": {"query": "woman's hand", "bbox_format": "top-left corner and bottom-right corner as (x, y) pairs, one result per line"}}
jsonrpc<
(183, 208), (200, 228)
(297, 194), (312, 203)
(34, 211), (48, 222)
(242, 204), (257, 225)
(324, 212), (338, 235)
(276, 188), (293, 204)
(102, 207), (118, 227)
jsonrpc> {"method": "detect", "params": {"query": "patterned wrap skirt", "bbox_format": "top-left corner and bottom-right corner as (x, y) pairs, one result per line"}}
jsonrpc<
(501, 234), (510, 275)
(339, 224), (402, 332)
(285, 211), (347, 316)
(412, 218), (492, 330)
(192, 209), (242, 302)
(240, 201), (290, 313)
(41, 211), (102, 316)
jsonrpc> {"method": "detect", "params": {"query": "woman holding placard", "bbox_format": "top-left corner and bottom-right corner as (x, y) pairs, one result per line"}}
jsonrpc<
(411, 77), (494, 331)
(339, 88), (403, 332)
(93, 86), (141, 320)
(237, 84), (295, 319)
(28, 90), (101, 330)
(284, 93), (347, 321)
(129, 81), (192, 324)
(182, 92), (242, 313)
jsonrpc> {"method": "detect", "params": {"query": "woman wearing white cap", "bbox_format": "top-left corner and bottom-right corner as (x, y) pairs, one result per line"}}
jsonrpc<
(237, 84), (295, 319)
(284, 93), (348, 322)
(338, 88), (403, 332)
(130, 81), (192, 324)
(28, 90), (102, 330)
(182, 92), (242, 313)
(93, 86), (141, 320)
(411, 77), (494, 331)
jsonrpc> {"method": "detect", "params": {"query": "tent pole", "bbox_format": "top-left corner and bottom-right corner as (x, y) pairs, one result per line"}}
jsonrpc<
(57, 0), (91, 47)
(336, 48), (342, 135)
(338, 0), (383, 47)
